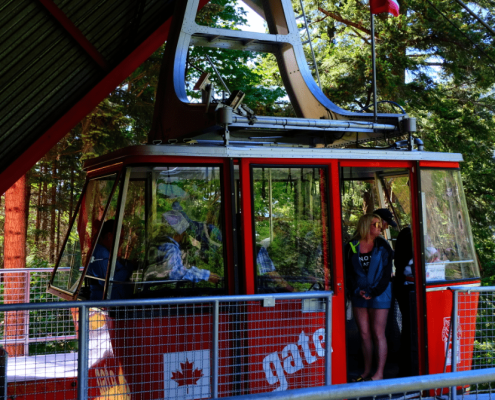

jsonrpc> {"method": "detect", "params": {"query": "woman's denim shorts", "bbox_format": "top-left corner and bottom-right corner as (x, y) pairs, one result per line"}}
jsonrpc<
(351, 282), (392, 309)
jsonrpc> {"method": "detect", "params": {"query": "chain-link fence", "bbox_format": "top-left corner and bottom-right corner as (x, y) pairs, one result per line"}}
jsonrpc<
(2, 292), (331, 399)
(0, 268), (77, 356)
(450, 286), (495, 395)
(3, 286), (495, 399)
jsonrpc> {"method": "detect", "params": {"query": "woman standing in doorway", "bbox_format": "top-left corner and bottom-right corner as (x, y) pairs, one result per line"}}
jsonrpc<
(346, 213), (394, 382)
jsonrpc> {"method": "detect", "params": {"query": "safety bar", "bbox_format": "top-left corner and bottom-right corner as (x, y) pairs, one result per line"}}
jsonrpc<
(222, 367), (495, 400)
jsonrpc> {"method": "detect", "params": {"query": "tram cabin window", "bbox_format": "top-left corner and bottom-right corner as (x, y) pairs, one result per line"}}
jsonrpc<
(420, 169), (480, 281)
(341, 167), (411, 248)
(50, 166), (226, 300)
(127, 166), (226, 297)
(252, 167), (330, 293)
(50, 174), (120, 299)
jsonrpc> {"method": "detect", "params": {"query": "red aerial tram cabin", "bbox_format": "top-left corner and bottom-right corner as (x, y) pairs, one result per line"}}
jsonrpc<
(6, 0), (482, 398)
(45, 144), (481, 398)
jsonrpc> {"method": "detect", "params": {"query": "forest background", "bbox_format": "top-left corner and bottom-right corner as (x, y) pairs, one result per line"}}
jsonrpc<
(1, 0), (495, 283)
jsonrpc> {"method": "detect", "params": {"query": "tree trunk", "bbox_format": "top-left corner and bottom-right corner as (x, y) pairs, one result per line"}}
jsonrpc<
(35, 171), (42, 246)
(56, 205), (61, 259)
(40, 166), (48, 258)
(69, 167), (74, 221)
(49, 160), (57, 263)
(25, 175), (31, 243)
(4, 175), (27, 356)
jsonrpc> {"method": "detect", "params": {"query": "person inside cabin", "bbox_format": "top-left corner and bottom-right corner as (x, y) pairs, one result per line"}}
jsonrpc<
(345, 213), (394, 382)
(256, 244), (294, 292)
(143, 210), (221, 284)
(393, 225), (415, 377)
(255, 220), (297, 292)
(171, 201), (222, 258)
(87, 219), (137, 300)
(372, 208), (398, 232)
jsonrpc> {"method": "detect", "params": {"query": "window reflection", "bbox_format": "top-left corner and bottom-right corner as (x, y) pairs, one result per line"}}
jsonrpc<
(420, 169), (480, 281)
(51, 174), (118, 298)
(252, 167), (330, 293)
(123, 166), (226, 297)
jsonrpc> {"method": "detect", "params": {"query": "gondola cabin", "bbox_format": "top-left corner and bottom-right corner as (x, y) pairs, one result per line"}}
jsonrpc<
(45, 144), (481, 398)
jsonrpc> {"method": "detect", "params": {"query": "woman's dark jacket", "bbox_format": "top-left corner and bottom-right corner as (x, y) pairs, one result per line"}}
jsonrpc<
(345, 236), (393, 298)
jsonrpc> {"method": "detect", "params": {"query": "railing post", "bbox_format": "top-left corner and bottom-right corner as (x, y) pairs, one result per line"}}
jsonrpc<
(451, 290), (459, 400)
(78, 305), (89, 400)
(24, 271), (31, 355)
(212, 300), (219, 398)
(0, 346), (7, 400)
(325, 293), (332, 385)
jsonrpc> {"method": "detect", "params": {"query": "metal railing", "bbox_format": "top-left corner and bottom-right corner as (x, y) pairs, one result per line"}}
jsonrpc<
(0, 267), (77, 355)
(2, 285), (495, 399)
(2, 292), (332, 400)
(223, 367), (495, 400)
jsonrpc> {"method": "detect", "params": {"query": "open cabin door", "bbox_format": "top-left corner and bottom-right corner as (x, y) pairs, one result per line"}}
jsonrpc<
(340, 161), (419, 380)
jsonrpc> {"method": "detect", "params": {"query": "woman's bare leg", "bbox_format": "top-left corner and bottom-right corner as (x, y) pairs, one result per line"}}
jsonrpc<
(353, 307), (373, 378)
(369, 308), (389, 380)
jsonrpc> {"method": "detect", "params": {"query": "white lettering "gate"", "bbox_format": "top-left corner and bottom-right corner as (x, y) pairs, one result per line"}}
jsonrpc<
(262, 328), (326, 391)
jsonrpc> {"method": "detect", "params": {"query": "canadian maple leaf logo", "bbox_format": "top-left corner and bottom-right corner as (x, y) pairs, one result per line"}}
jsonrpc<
(171, 358), (204, 393)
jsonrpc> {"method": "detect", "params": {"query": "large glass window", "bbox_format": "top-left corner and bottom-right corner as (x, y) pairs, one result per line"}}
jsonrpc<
(341, 168), (410, 246)
(420, 169), (480, 281)
(50, 174), (119, 298)
(122, 166), (226, 298)
(252, 167), (329, 292)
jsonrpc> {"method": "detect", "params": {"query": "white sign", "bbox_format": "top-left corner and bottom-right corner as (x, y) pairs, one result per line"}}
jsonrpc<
(426, 263), (445, 282)
(164, 350), (210, 400)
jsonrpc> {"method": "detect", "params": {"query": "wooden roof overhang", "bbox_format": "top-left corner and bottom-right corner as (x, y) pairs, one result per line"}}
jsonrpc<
(0, 0), (209, 195)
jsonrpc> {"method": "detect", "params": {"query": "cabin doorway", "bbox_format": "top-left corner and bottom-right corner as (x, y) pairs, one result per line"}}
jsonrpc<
(340, 165), (419, 381)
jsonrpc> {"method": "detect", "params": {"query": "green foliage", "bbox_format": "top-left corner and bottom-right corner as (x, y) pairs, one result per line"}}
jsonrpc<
(292, 0), (495, 272)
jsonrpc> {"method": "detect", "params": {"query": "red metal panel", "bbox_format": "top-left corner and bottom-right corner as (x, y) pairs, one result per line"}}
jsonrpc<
(245, 158), (334, 166)
(86, 163), (124, 179)
(0, 0), (211, 196)
(240, 158), (255, 294)
(426, 280), (481, 290)
(247, 302), (327, 392)
(419, 161), (460, 169)
(221, 159), (236, 295)
(328, 161), (347, 384)
(111, 311), (231, 400)
(37, 0), (109, 71)
(7, 379), (78, 400)
(339, 160), (413, 168)
(99, 155), (227, 168)
(426, 289), (479, 375)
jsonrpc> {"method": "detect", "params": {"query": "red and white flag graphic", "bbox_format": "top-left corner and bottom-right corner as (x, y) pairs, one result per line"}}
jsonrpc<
(164, 350), (210, 400)
(370, 0), (400, 16)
